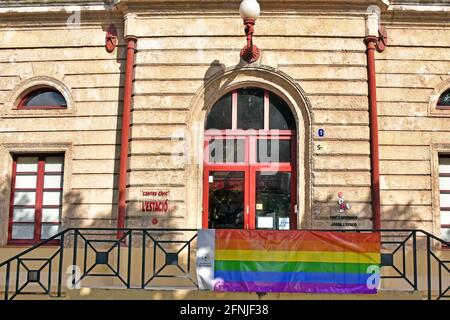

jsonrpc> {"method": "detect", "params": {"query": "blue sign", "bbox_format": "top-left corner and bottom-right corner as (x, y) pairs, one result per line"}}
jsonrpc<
(318, 129), (325, 137)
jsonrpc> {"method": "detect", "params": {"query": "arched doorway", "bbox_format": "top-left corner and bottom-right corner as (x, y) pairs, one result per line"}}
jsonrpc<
(202, 87), (297, 230)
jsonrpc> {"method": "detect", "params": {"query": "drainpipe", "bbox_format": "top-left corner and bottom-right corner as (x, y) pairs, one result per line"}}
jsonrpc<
(365, 35), (381, 230)
(364, 13), (387, 231)
(117, 36), (137, 238)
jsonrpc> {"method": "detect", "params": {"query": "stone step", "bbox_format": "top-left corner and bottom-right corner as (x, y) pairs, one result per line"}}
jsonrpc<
(63, 288), (423, 300)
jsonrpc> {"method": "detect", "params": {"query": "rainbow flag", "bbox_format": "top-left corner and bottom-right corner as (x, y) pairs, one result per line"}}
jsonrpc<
(196, 230), (381, 294)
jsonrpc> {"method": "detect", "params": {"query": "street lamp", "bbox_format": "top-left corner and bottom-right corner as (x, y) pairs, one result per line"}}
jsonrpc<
(239, 0), (261, 63)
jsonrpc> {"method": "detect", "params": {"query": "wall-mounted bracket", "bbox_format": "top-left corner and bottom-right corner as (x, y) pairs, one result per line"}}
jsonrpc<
(376, 26), (388, 52)
(105, 24), (118, 53)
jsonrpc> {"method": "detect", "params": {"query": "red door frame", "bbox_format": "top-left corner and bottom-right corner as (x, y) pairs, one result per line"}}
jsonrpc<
(202, 132), (297, 230)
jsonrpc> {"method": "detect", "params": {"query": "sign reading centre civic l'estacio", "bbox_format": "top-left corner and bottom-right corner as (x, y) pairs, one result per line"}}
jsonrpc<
(141, 190), (170, 213)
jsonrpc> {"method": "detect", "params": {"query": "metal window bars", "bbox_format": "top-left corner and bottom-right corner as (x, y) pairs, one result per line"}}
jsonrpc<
(0, 228), (448, 300)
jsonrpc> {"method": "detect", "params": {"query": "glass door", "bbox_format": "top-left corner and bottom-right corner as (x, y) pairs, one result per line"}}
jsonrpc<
(206, 170), (249, 229)
(249, 135), (296, 230)
(253, 171), (292, 230)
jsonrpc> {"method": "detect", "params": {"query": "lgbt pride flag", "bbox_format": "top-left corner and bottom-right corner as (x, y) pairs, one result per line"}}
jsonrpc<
(196, 229), (381, 294)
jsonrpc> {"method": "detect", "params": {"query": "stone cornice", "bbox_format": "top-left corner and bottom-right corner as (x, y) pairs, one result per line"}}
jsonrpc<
(0, 0), (449, 22)
(0, 2), (117, 15)
(0, 0), (389, 15)
(116, 0), (390, 13)
(384, 2), (450, 24)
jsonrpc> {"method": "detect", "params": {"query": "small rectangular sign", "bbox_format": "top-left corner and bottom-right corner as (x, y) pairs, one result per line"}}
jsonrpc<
(257, 216), (274, 229)
(278, 217), (290, 230)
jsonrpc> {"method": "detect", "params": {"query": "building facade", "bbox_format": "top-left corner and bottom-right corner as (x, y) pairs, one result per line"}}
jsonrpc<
(0, 0), (449, 299)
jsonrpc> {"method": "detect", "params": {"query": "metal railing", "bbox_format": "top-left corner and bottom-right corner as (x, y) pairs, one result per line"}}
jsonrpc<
(0, 228), (448, 300)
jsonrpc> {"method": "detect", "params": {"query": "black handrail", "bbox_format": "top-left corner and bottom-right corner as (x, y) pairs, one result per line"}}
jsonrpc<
(0, 228), (448, 300)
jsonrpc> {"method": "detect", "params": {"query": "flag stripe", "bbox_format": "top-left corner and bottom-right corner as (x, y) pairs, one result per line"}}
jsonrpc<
(214, 270), (372, 285)
(216, 230), (381, 244)
(214, 281), (377, 294)
(215, 260), (374, 274)
(215, 239), (380, 253)
(216, 249), (380, 264)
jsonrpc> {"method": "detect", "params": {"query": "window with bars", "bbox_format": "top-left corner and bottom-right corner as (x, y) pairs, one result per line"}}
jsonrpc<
(8, 155), (64, 244)
(438, 155), (450, 244)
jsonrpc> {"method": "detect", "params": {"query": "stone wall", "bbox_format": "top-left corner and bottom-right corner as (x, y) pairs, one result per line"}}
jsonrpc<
(125, 9), (372, 230)
(378, 16), (450, 234)
(0, 1), (448, 245)
(0, 12), (125, 244)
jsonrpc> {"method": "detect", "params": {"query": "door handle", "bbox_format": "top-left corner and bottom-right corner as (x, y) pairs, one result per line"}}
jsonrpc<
(246, 205), (250, 230)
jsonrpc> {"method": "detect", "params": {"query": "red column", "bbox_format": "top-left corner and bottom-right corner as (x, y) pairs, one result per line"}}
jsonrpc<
(365, 36), (381, 230)
(117, 36), (137, 238)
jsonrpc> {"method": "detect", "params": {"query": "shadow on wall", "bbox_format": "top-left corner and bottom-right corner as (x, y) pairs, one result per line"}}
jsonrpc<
(55, 25), (126, 232)
(111, 28), (127, 230)
(203, 60), (234, 114)
(0, 175), (118, 244)
(120, 59), (234, 230)
(0, 174), (11, 244)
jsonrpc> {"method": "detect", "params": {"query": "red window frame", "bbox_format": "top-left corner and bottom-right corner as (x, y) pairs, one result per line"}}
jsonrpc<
(202, 89), (297, 230)
(17, 88), (67, 110)
(8, 154), (63, 245)
(438, 155), (450, 248)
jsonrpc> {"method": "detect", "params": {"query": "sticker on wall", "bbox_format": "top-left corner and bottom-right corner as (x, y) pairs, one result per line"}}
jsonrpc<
(330, 192), (358, 227)
(315, 143), (328, 153)
(256, 203), (263, 210)
(337, 192), (351, 213)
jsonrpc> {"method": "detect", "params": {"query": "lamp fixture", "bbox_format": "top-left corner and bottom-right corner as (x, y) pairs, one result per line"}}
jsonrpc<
(239, 0), (261, 63)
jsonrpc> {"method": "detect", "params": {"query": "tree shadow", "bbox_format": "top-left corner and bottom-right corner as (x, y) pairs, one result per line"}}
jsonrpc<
(98, 22), (127, 230)
(0, 174), (12, 244)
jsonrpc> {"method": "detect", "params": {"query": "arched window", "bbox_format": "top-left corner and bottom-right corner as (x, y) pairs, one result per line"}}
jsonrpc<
(206, 88), (296, 131)
(437, 89), (450, 109)
(18, 87), (67, 109)
(203, 87), (297, 231)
